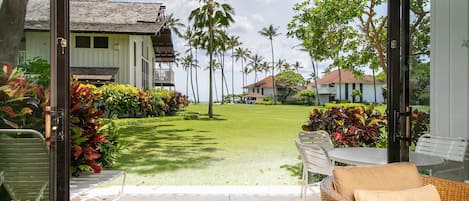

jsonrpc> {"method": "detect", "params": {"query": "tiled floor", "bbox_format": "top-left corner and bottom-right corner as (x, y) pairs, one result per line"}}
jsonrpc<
(83, 186), (321, 201)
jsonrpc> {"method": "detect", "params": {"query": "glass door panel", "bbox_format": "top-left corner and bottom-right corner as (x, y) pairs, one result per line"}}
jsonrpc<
(0, 0), (57, 200)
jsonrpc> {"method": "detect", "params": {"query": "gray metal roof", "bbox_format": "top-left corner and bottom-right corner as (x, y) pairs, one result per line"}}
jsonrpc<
(25, 0), (165, 34)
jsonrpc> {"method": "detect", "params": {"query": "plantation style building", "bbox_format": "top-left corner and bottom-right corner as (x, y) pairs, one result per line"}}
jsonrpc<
(22, 0), (175, 88)
(307, 70), (385, 104)
(243, 75), (303, 102)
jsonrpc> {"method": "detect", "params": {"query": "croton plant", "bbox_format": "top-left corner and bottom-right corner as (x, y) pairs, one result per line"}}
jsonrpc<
(303, 106), (387, 147)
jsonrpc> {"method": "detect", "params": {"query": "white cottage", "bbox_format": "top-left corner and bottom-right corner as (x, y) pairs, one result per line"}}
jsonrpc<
(23, 0), (175, 88)
(308, 70), (385, 104)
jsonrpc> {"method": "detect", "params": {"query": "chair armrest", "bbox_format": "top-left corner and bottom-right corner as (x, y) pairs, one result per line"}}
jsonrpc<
(422, 176), (469, 201)
(320, 176), (350, 201)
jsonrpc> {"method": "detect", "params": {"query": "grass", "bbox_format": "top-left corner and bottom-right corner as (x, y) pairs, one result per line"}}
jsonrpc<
(111, 104), (314, 186)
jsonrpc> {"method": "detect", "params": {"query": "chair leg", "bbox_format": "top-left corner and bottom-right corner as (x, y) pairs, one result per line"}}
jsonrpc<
(303, 170), (308, 201)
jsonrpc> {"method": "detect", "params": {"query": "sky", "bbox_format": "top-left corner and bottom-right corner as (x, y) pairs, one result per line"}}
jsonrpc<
(119, 0), (331, 102)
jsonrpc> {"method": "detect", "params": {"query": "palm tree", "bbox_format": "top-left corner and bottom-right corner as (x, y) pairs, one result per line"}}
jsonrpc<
(234, 47), (251, 93)
(165, 13), (184, 38)
(189, 0), (235, 118)
(226, 35), (241, 103)
(247, 54), (264, 83)
(292, 61), (303, 73)
(276, 59), (288, 72)
(259, 24), (280, 104)
(261, 61), (270, 77)
(180, 54), (197, 101)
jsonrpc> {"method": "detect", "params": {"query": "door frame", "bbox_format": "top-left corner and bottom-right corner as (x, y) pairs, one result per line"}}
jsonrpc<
(51, 0), (71, 200)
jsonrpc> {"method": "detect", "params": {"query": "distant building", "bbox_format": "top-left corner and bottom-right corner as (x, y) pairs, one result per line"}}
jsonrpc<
(243, 75), (304, 102)
(23, 0), (175, 87)
(308, 70), (385, 104)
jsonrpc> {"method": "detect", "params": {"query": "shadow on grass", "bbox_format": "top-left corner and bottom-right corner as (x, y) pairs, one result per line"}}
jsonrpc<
(115, 123), (220, 175)
(197, 113), (227, 121)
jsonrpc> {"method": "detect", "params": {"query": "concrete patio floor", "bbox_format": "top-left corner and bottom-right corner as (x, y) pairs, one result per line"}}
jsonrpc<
(84, 185), (321, 201)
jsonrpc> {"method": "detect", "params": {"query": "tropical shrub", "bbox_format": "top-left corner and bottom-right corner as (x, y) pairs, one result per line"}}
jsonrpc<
(97, 84), (140, 117)
(95, 118), (121, 168)
(298, 89), (316, 105)
(324, 103), (365, 109)
(302, 106), (386, 147)
(18, 57), (51, 88)
(70, 82), (121, 174)
(0, 64), (45, 129)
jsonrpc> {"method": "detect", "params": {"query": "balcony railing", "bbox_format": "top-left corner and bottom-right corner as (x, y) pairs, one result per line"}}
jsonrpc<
(154, 68), (175, 86)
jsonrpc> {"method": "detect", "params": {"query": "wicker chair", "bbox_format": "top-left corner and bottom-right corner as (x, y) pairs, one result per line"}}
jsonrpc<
(320, 175), (469, 201)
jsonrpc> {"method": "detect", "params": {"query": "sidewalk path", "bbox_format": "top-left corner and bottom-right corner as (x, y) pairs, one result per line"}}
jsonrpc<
(85, 185), (321, 201)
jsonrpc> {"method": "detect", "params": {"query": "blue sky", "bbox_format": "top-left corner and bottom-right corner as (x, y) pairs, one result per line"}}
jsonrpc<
(118, 0), (330, 101)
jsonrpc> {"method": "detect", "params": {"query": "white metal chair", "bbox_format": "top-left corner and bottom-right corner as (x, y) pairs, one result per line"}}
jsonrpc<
(297, 130), (334, 151)
(416, 134), (468, 177)
(295, 140), (333, 201)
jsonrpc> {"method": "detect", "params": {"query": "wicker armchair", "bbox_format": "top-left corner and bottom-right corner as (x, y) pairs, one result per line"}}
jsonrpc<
(320, 175), (469, 201)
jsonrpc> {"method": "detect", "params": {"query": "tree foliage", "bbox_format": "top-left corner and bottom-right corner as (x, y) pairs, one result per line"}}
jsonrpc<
(276, 70), (305, 101)
(288, 0), (430, 75)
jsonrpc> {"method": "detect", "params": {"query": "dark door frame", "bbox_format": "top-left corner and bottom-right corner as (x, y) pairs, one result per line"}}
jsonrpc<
(387, 0), (411, 163)
(53, 0), (70, 200)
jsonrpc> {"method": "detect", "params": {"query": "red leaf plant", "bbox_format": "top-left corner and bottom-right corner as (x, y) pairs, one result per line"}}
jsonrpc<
(70, 81), (107, 175)
(303, 106), (386, 147)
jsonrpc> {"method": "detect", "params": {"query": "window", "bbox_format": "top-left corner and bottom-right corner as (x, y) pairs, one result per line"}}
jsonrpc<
(76, 36), (90, 48)
(94, 37), (108, 48)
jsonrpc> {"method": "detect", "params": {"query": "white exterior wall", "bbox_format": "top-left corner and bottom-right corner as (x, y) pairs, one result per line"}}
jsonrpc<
(70, 33), (129, 84)
(249, 87), (273, 97)
(430, 0), (469, 139)
(308, 83), (384, 103)
(129, 35), (155, 88)
(25, 32), (50, 62)
(25, 32), (155, 88)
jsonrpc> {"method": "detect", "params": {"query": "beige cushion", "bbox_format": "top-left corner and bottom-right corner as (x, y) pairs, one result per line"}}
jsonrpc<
(354, 184), (441, 201)
(333, 162), (423, 201)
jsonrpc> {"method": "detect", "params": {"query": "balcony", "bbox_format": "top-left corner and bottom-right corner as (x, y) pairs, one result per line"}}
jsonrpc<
(154, 68), (175, 87)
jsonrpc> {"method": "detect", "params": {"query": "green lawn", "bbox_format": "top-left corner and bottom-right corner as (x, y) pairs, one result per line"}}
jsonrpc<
(112, 104), (314, 185)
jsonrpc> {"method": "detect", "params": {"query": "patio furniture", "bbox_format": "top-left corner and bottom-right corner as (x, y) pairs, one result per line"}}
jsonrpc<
(327, 147), (444, 168)
(320, 163), (469, 201)
(70, 170), (126, 201)
(0, 129), (49, 201)
(297, 130), (334, 151)
(415, 134), (468, 176)
(295, 140), (333, 201)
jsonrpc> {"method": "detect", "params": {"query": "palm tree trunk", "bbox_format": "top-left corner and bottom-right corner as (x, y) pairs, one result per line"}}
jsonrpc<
(208, 26), (214, 118)
(231, 48), (235, 103)
(241, 59), (245, 93)
(219, 54), (224, 104)
(186, 69), (189, 97)
(214, 69), (219, 103)
(195, 48), (200, 103)
(270, 39), (276, 104)
(190, 65), (196, 103)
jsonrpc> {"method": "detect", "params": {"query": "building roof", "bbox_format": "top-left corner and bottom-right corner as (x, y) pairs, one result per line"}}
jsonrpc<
(24, 0), (176, 62)
(25, 0), (165, 34)
(244, 75), (289, 89)
(308, 70), (385, 86)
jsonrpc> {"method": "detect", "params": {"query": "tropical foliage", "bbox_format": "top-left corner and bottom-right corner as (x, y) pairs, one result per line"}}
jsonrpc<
(70, 82), (117, 174)
(302, 106), (386, 147)
(0, 64), (45, 129)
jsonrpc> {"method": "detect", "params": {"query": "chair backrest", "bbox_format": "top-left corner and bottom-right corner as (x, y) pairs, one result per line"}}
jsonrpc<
(416, 134), (468, 162)
(295, 140), (333, 176)
(298, 130), (334, 151)
(0, 129), (49, 201)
